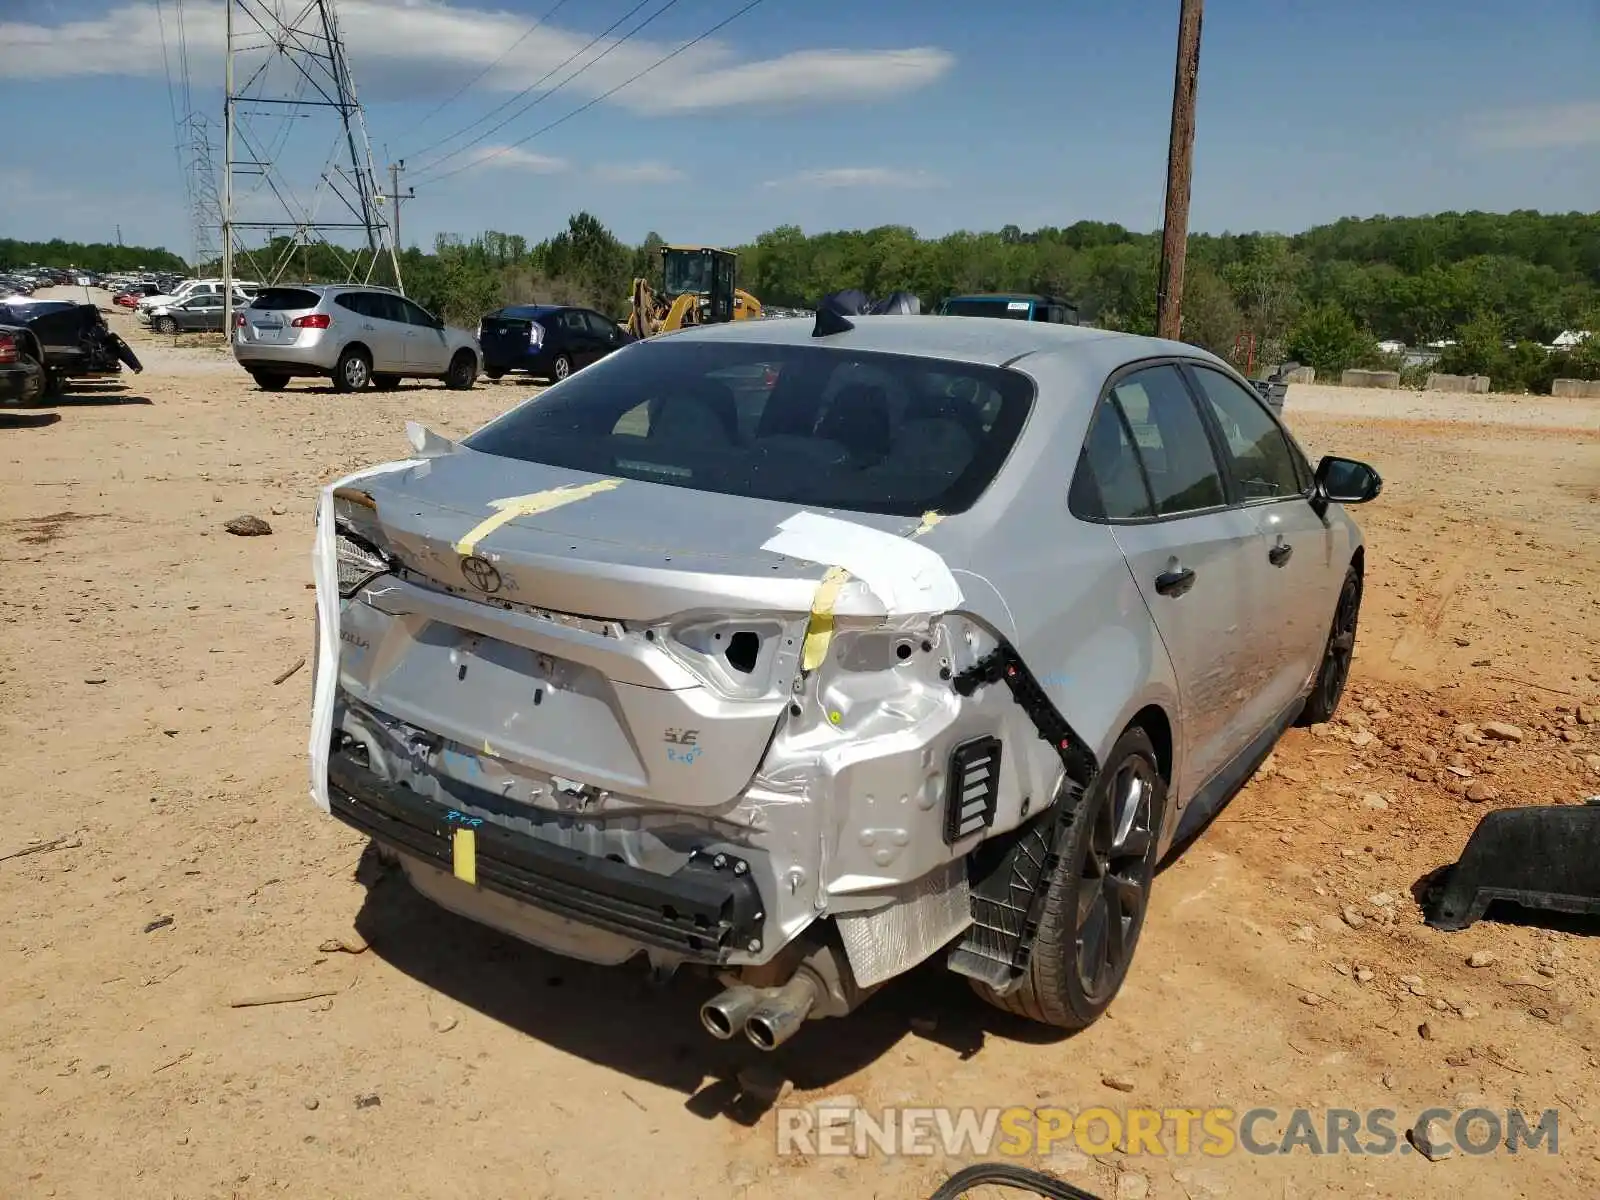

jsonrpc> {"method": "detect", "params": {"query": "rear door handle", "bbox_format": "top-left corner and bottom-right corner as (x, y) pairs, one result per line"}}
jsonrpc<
(1154, 566), (1196, 597)
(1269, 543), (1293, 567)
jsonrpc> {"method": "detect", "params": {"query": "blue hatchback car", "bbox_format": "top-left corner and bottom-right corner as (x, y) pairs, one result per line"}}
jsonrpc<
(478, 304), (633, 383)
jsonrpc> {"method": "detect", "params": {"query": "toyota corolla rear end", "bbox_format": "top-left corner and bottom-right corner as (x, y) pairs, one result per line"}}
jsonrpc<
(310, 327), (1051, 1047)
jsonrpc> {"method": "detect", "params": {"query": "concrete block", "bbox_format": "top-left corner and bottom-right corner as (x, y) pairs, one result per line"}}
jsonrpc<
(1426, 373), (1492, 393)
(1283, 366), (1315, 384)
(1552, 378), (1600, 398)
(1340, 369), (1401, 389)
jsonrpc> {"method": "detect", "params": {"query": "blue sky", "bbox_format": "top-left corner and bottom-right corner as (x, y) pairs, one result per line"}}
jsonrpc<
(2, 0), (1597, 261)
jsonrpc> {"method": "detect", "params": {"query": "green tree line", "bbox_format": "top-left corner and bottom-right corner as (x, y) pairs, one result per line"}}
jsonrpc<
(57, 208), (1599, 392)
(0, 237), (188, 274)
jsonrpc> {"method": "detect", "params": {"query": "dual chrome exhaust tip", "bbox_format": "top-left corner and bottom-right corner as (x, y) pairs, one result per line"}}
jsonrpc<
(700, 973), (820, 1051)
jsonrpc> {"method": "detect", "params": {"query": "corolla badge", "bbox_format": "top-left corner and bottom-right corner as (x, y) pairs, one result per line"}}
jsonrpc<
(460, 555), (503, 594)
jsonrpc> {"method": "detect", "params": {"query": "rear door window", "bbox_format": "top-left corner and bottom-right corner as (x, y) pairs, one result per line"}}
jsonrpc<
(1108, 365), (1227, 516)
(465, 341), (1034, 517)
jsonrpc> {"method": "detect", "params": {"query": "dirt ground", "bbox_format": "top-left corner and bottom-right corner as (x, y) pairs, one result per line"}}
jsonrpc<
(2, 292), (1598, 1200)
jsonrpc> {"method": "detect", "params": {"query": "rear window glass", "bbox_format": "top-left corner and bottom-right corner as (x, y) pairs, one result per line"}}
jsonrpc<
(942, 298), (1033, 320)
(465, 341), (1034, 517)
(251, 288), (320, 310)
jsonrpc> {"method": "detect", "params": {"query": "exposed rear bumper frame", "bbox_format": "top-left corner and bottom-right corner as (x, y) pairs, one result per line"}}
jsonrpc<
(326, 749), (766, 962)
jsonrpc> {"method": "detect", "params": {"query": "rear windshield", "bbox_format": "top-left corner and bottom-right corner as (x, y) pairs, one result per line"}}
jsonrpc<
(465, 340), (1033, 517)
(942, 298), (1033, 319)
(250, 287), (320, 311)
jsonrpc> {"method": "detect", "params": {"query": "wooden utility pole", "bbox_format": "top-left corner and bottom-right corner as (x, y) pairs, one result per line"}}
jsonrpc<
(1156, 0), (1204, 342)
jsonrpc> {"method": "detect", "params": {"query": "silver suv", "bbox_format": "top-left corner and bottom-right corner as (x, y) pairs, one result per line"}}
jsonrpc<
(233, 284), (480, 392)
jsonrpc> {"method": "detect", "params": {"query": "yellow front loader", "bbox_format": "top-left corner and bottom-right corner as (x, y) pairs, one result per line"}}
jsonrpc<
(626, 245), (763, 339)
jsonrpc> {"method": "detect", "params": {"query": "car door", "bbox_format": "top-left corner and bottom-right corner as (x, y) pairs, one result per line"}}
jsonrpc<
(582, 309), (624, 362)
(333, 293), (398, 372)
(398, 297), (450, 373)
(553, 309), (594, 366)
(1183, 362), (1340, 717)
(1081, 363), (1265, 798)
(186, 295), (224, 331)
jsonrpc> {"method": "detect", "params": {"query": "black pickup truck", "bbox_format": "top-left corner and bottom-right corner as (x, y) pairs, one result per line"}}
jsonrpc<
(0, 299), (142, 400)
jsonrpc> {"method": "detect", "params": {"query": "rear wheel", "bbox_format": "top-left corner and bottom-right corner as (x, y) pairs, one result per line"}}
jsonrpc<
(445, 351), (477, 390)
(484, 367), (505, 381)
(1299, 566), (1362, 725)
(18, 356), (46, 405)
(332, 346), (371, 393)
(551, 353), (572, 382)
(971, 726), (1166, 1030)
(372, 374), (402, 391)
(250, 371), (289, 391)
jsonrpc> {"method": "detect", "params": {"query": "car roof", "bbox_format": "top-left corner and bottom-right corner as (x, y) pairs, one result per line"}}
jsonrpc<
(500, 304), (565, 317)
(656, 312), (1209, 371)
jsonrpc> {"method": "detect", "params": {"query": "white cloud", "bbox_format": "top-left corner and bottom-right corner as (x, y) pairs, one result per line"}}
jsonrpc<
(762, 167), (944, 190)
(467, 146), (570, 172)
(0, 1), (953, 115)
(591, 162), (687, 183)
(1466, 100), (1600, 150)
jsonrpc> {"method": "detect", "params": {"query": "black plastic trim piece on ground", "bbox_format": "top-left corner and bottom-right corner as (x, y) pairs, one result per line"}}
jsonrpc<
(1422, 800), (1600, 932)
(326, 751), (765, 961)
(946, 644), (1100, 992)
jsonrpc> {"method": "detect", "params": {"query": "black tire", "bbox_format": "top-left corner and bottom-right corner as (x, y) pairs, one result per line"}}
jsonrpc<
(154, 316), (178, 335)
(43, 371), (67, 400)
(971, 725), (1166, 1030)
(372, 374), (402, 391)
(332, 346), (371, 393)
(1298, 565), (1362, 726)
(550, 353), (572, 382)
(251, 371), (289, 392)
(18, 356), (46, 405)
(445, 350), (477, 390)
(484, 367), (505, 381)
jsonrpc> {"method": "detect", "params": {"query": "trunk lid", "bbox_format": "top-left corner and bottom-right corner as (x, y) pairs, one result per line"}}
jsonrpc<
(342, 451), (911, 808)
(478, 314), (541, 362)
(241, 286), (320, 346)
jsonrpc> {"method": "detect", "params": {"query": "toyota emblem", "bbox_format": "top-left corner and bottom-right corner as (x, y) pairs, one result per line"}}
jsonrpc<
(460, 555), (502, 594)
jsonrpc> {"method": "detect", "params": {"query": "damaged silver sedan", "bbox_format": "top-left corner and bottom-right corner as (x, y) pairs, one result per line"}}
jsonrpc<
(308, 312), (1382, 1048)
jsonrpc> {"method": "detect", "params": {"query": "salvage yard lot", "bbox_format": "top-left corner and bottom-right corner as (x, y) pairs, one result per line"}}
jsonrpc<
(2, 295), (1598, 1199)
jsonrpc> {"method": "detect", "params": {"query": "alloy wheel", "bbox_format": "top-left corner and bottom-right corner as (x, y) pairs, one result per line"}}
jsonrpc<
(344, 356), (369, 389)
(1073, 756), (1156, 1002)
(1319, 574), (1361, 713)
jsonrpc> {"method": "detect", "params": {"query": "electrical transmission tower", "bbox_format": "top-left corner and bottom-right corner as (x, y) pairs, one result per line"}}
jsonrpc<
(221, 0), (401, 330)
(182, 112), (223, 269)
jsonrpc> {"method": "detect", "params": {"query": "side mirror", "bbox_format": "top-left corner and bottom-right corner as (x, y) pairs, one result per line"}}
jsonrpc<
(1314, 455), (1383, 506)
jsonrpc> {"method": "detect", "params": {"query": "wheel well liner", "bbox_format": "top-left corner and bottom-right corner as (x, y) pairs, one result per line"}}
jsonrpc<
(1129, 704), (1172, 784)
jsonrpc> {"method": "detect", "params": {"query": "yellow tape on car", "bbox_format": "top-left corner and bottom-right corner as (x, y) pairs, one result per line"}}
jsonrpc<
(452, 828), (478, 885)
(801, 565), (851, 672)
(453, 479), (622, 556)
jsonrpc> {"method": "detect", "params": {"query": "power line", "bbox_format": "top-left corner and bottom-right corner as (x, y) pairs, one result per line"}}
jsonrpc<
(408, 0), (575, 134)
(404, 0), (664, 171)
(417, 0), (768, 186)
